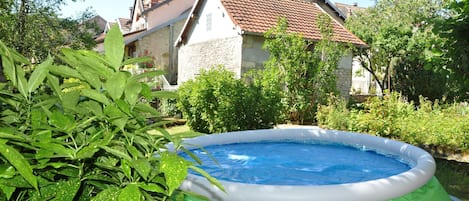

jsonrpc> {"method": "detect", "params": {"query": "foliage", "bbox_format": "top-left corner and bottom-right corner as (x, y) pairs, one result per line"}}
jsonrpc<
(317, 93), (469, 151)
(0, 0), (97, 63)
(0, 25), (222, 200)
(262, 16), (346, 123)
(316, 94), (350, 130)
(177, 66), (283, 134)
(158, 98), (181, 118)
(346, 0), (451, 100)
(431, 0), (469, 101)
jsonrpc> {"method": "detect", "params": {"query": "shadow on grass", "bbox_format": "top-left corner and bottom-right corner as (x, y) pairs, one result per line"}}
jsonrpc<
(435, 159), (469, 201)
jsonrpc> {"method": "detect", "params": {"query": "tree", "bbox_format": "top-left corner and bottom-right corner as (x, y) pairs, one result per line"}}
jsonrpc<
(346, 0), (448, 100)
(261, 16), (346, 123)
(431, 0), (469, 100)
(0, 0), (96, 62)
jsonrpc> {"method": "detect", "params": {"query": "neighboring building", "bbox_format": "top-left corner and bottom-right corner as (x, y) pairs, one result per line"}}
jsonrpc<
(175, 0), (366, 98)
(335, 2), (380, 95)
(124, 0), (195, 86)
(335, 2), (365, 18)
(83, 15), (108, 39)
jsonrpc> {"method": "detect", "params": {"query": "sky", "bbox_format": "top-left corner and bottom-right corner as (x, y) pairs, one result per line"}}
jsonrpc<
(60, 0), (375, 22)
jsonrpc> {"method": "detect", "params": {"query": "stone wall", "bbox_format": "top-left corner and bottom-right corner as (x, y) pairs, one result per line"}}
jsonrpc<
(135, 20), (185, 84)
(240, 35), (353, 99)
(178, 36), (243, 84)
(241, 35), (270, 74)
(336, 53), (353, 100)
(177, 34), (353, 99)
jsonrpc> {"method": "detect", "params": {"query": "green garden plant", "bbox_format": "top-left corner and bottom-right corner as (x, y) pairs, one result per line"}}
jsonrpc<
(317, 92), (469, 151)
(262, 16), (346, 123)
(0, 25), (221, 200)
(177, 66), (282, 134)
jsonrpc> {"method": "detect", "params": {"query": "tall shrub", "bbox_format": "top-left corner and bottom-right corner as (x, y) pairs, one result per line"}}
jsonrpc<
(0, 25), (221, 200)
(262, 16), (346, 123)
(177, 66), (282, 134)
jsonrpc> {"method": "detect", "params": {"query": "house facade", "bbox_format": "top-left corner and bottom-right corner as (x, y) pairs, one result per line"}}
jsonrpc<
(124, 0), (195, 86)
(335, 2), (380, 95)
(175, 0), (366, 98)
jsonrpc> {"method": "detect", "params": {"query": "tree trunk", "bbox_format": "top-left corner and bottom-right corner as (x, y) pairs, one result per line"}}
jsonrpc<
(0, 56), (5, 82)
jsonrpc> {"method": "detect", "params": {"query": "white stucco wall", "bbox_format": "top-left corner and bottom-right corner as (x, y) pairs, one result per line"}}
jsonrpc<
(146, 0), (195, 28)
(184, 0), (240, 45)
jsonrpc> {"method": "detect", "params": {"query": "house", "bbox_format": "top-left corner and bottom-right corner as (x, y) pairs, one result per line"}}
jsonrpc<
(175, 0), (367, 98)
(334, 2), (380, 95)
(123, 0), (195, 86)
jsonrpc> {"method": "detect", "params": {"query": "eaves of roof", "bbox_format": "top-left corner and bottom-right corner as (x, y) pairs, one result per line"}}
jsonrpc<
(125, 11), (190, 45)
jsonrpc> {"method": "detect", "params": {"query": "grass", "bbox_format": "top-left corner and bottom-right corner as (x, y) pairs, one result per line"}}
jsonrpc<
(166, 124), (191, 135)
(435, 159), (469, 201)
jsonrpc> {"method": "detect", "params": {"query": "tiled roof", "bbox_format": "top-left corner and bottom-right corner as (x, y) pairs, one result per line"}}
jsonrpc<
(221, 0), (366, 46)
(118, 18), (132, 33)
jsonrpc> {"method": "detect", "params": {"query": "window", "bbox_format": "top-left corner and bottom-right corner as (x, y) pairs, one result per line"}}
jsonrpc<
(206, 13), (212, 31)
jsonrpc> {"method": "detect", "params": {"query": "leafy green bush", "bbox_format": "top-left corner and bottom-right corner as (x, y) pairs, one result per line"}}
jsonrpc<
(0, 25), (221, 200)
(317, 92), (469, 151)
(177, 66), (282, 134)
(262, 16), (346, 123)
(158, 98), (181, 118)
(317, 94), (350, 130)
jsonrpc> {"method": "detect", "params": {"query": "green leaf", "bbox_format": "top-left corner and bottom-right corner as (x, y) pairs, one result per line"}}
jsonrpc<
(105, 72), (128, 101)
(104, 105), (128, 130)
(122, 56), (152, 66)
(190, 166), (225, 192)
(134, 103), (160, 117)
(82, 89), (111, 105)
(80, 70), (102, 90)
(0, 41), (17, 84)
(29, 178), (81, 201)
(105, 24), (124, 71)
(92, 186), (120, 201)
(0, 142), (38, 190)
(31, 130), (52, 143)
(79, 100), (104, 117)
(99, 146), (132, 161)
(0, 129), (27, 142)
(0, 185), (15, 200)
(160, 152), (190, 195)
(76, 143), (99, 159)
(33, 142), (73, 158)
(0, 165), (15, 179)
(16, 66), (28, 98)
(136, 183), (165, 194)
(75, 50), (113, 79)
(47, 74), (62, 100)
(129, 70), (164, 83)
(28, 56), (51, 93)
(51, 178), (81, 201)
(131, 159), (151, 180)
(61, 90), (80, 112)
(125, 79), (142, 106)
(118, 183), (141, 201)
(0, 175), (33, 188)
(49, 111), (76, 132)
(121, 159), (132, 179)
(48, 65), (84, 80)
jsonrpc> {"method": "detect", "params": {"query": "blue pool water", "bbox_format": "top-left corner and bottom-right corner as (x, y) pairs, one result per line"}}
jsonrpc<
(181, 141), (412, 185)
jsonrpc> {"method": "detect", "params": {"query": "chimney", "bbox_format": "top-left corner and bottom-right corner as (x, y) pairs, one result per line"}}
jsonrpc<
(129, 6), (133, 19)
